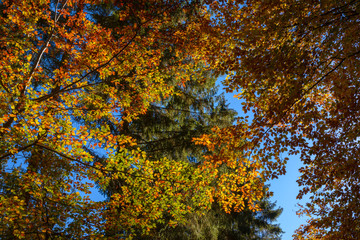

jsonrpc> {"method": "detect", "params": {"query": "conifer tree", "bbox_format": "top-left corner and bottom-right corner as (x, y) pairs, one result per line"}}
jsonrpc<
(154, 193), (282, 240)
(89, 70), (283, 238)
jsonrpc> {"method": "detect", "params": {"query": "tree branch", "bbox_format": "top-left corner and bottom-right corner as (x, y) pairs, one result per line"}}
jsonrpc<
(33, 32), (139, 102)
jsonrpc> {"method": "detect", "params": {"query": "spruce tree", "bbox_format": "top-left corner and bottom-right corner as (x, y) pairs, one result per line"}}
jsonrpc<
(82, 3), (283, 239)
(90, 72), (283, 239)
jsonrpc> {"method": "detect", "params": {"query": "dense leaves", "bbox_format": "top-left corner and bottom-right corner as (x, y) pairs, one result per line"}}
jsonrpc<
(0, 0), (265, 239)
(203, 0), (360, 239)
(152, 192), (283, 240)
(0, 0), (211, 238)
(96, 71), (282, 239)
(2, 0), (357, 239)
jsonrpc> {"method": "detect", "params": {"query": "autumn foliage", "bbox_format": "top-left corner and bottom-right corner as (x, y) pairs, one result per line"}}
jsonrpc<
(0, 0), (262, 238)
(205, 0), (360, 239)
(1, 0), (359, 239)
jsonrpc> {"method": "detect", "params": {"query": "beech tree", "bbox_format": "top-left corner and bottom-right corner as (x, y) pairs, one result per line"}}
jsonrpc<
(0, 0), (265, 239)
(200, 0), (360, 239)
(0, 0), (211, 238)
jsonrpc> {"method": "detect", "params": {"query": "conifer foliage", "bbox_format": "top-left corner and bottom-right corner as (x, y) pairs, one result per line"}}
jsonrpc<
(93, 72), (283, 238)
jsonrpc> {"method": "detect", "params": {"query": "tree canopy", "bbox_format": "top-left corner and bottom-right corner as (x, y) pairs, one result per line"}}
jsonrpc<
(204, 0), (360, 239)
(1, 0), (359, 239)
(0, 0), (263, 238)
(93, 71), (283, 239)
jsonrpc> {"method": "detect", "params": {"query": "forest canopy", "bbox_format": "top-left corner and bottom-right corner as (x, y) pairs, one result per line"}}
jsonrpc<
(0, 0), (359, 239)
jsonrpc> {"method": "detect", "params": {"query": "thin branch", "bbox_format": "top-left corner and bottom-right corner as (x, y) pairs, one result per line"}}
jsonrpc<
(0, 142), (38, 161)
(25, 29), (55, 94)
(151, 105), (202, 115)
(33, 32), (139, 102)
(0, 78), (10, 94)
(55, 0), (69, 23)
(136, 134), (186, 145)
(247, 50), (360, 162)
(1, 1), (66, 132)
(320, 0), (359, 17)
(35, 143), (186, 184)
(32, 0), (187, 102)
(54, 0), (60, 26)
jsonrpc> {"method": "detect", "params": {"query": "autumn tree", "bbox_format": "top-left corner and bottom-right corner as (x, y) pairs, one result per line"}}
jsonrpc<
(0, 0), (211, 238)
(199, 0), (360, 239)
(0, 0), (268, 239)
(152, 187), (283, 240)
(91, 68), (282, 239)
(91, 73), (235, 237)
